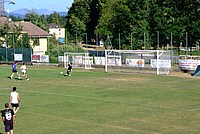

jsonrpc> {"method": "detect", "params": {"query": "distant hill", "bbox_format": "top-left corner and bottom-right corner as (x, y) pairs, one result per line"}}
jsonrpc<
(6, 8), (67, 18)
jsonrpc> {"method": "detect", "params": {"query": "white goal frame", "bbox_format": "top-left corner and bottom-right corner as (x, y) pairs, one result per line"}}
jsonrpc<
(64, 52), (92, 69)
(105, 50), (172, 75)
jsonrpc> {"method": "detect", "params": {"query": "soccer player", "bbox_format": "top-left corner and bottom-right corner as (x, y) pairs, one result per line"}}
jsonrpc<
(65, 63), (72, 76)
(1, 103), (16, 134)
(20, 62), (29, 81)
(10, 87), (20, 114)
(10, 61), (20, 79)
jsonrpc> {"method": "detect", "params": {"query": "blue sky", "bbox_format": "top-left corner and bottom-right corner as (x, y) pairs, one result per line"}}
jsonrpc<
(5, 0), (74, 12)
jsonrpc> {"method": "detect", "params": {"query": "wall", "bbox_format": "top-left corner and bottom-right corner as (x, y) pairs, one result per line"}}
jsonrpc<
(49, 28), (65, 40)
(31, 38), (48, 55)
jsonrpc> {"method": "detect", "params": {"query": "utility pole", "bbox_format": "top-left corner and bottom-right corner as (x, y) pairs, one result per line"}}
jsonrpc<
(0, 0), (15, 17)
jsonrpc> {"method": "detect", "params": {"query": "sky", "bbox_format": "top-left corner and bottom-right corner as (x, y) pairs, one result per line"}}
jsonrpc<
(5, 0), (74, 12)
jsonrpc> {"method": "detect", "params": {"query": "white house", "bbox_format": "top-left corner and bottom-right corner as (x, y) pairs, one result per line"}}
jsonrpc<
(48, 23), (65, 42)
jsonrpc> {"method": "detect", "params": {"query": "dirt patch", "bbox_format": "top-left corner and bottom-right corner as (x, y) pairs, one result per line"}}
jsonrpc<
(169, 71), (200, 79)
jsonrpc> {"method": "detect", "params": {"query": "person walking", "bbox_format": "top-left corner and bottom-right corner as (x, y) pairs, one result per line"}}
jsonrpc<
(10, 87), (20, 114)
(1, 103), (16, 134)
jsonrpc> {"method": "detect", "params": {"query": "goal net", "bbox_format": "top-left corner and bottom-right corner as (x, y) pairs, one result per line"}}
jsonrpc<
(64, 52), (92, 69)
(105, 50), (172, 75)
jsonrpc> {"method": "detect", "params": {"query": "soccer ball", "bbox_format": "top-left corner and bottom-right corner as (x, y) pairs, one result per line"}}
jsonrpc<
(60, 72), (63, 75)
(18, 77), (21, 80)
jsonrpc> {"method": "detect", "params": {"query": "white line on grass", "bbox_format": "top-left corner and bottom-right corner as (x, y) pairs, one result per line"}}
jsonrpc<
(31, 112), (162, 134)
(0, 94), (9, 96)
(152, 78), (198, 84)
(33, 77), (198, 88)
(2, 86), (199, 112)
(186, 108), (200, 111)
(20, 89), (199, 112)
(21, 89), (136, 104)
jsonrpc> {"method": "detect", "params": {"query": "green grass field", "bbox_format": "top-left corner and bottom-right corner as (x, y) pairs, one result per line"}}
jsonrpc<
(0, 65), (200, 134)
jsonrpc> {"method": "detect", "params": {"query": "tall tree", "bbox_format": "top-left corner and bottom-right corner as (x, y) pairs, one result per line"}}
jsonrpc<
(66, 0), (90, 42)
(24, 9), (48, 31)
(47, 12), (60, 25)
(67, 0), (200, 50)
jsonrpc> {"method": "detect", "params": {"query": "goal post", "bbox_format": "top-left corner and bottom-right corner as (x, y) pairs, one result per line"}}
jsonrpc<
(105, 50), (172, 75)
(156, 50), (172, 75)
(64, 52), (92, 69)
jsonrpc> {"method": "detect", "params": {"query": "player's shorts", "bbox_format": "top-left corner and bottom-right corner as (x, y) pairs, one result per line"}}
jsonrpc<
(22, 72), (27, 75)
(12, 69), (18, 73)
(11, 103), (19, 108)
(5, 123), (13, 132)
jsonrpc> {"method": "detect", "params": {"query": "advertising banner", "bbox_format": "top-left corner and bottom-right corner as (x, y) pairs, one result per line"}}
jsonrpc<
(31, 55), (49, 62)
(126, 59), (145, 67)
(94, 57), (105, 65)
(58, 56), (64, 62)
(151, 59), (171, 68)
(107, 55), (121, 66)
(179, 59), (200, 70)
(14, 54), (23, 61)
(72, 56), (83, 64)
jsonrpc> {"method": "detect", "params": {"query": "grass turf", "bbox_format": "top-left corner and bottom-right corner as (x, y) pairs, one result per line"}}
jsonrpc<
(0, 65), (200, 134)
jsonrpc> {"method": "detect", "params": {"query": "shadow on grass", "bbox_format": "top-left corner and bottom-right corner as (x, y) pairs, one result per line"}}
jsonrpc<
(7, 76), (22, 80)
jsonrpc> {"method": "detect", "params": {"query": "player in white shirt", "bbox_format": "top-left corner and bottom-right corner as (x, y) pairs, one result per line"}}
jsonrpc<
(20, 62), (29, 81)
(10, 87), (20, 114)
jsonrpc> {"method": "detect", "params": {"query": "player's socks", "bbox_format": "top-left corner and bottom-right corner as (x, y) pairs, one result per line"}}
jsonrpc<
(11, 73), (14, 79)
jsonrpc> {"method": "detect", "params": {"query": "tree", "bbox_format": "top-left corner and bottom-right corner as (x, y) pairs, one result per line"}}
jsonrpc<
(67, 0), (200, 50)
(24, 9), (40, 25)
(0, 23), (10, 45)
(68, 16), (86, 43)
(0, 21), (30, 48)
(24, 9), (48, 31)
(127, 0), (152, 49)
(47, 12), (60, 25)
(7, 15), (21, 21)
(66, 0), (89, 43)
(37, 15), (48, 31)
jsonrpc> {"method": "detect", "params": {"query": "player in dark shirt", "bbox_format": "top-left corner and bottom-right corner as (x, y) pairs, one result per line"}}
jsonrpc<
(1, 103), (16, 134)
(10, 61), (20, 79)
(65, 63), (72, 76)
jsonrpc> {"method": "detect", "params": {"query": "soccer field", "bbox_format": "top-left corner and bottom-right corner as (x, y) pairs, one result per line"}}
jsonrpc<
(0, 65), (200, 134)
